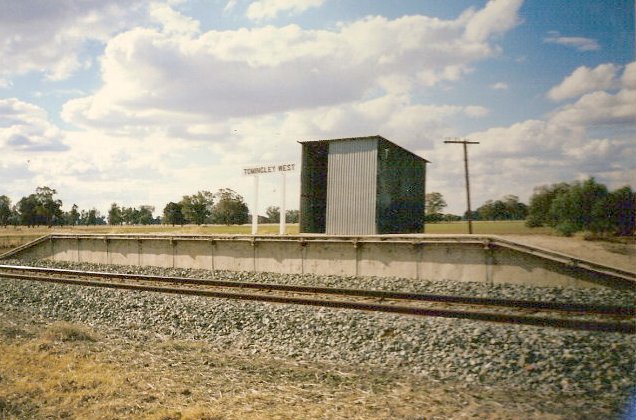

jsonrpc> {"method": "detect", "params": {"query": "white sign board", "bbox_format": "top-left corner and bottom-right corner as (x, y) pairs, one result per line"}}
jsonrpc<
(243, 163), (297, 235)
(243, 163), (296, 176)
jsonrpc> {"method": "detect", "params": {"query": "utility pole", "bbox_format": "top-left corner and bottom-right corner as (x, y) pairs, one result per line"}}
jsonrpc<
(444, 138), (480, 234)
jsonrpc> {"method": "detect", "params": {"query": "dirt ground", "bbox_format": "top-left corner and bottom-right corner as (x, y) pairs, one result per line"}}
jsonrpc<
(501, 234), (635, 273)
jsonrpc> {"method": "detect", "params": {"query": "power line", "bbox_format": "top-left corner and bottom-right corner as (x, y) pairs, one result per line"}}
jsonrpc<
(444, 138), (480, 234)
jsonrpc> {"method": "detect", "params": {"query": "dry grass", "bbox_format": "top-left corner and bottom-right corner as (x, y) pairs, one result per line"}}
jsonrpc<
(0, 315), (616, 419)
(0, 221), (554, 238)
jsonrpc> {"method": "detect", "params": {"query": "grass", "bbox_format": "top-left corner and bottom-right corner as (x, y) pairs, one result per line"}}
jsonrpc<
(0, 220), (555, 237)
(0, 223), (299, 237)
(424, 220), (556, 235)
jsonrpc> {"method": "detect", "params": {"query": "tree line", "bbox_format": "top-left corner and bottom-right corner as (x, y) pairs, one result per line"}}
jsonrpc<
(0, 186), (107, 227)
(525, 178), (635, 236)
(0, 186), (298, 227)
(425, 177), (634, 237)
(3, 178), (634, 236)
(425, 192), (528, 223)
(161, 190), (300, 226)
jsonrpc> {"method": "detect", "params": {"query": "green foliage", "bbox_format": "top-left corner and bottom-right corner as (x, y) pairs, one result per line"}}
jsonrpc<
(0, 195), (12, 226)
(79, 208), (105, 225)
(16, 186), (63, 226)
(163, 202), (186, 226)
(66, 204), (80, 226)
(475, 195), (528, 221)
(527, 178), (634, 236)
(180, 191), (214, 225)
(266, 206), (280, 223)
(606, 186), (636, 236)
(114, 205), (157, 225)
(211, 188), (249, 225)
(108, 203), (123, 225)
(425, 192), (447, 216)
(526, 182), (570, 228)
(285, 209), (300, 223)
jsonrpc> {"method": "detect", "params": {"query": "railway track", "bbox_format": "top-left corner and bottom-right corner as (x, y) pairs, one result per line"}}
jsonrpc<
(1, 264), (634, 334)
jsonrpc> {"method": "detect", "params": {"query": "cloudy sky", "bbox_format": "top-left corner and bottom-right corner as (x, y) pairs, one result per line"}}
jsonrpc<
(1, 0), (634, 216)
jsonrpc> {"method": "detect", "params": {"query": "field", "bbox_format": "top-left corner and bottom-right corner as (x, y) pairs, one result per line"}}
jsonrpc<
(0, 220), (551, 238)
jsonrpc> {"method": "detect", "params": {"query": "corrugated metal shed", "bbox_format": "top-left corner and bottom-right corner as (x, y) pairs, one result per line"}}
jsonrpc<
(300, 135), (429, 235)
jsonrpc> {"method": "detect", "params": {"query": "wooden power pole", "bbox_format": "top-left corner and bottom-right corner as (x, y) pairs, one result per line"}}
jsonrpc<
(444, 138), (480, 234)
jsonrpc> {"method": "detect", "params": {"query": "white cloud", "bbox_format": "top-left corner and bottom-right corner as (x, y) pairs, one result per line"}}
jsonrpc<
(463, 0), (523, 43)
(246, 0), (325, 21)
(150, 3), (200, 35)
(551, 88), (636, 126)
(544, 31), (600, 52)
(547, 63), (619, 101)
(621, 61), (636, 89)
(0, 98), (67, 152)
(0, 0), (146, 81)
(62, 4), (521, 134)
(490, 82), (508, 90)
(549, 63), (636, 126)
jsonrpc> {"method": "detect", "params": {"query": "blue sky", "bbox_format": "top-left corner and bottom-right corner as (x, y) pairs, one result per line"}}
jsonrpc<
(1, 0), (634, 216)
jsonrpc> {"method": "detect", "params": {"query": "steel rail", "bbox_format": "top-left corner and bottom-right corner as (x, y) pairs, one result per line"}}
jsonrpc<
(0, 264), (634, 316)
(0, 267), (634, 334)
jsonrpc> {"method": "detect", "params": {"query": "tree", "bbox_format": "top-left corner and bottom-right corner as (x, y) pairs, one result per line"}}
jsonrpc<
(67, 204), (80, 226)
(525, 178), (634, 237)
(35, 186), (63, 226)
(266, 206), (280, 223)
(138, 205), (155, 225)
(79, 208), (103, 225)
(17, 194), (39, 226)
(121, 207), (138, 225)
(526, 182), (570, 227)
(425, 192), (447, 215)
(211, 188), (249, 225)
(425, 192), (447, 223)
(549, 178), (608, 236)
(603, 186), (636, 236)
(108, 203), (123, 225)
(285, 209), (300, 223)
(476, 195), (528, 221)
(503, 195), (528, 220)
(180, 191), (214, 225)
(163, 202), (186, 225)
(0, 195), (11, 226)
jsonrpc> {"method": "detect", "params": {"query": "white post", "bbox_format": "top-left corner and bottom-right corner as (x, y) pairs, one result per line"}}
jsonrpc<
(252, 175), (259, 235)
(279, 172), (286, 235)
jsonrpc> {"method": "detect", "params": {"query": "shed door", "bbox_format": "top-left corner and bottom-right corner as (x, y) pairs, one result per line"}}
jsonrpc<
(326, 139), (378, 235)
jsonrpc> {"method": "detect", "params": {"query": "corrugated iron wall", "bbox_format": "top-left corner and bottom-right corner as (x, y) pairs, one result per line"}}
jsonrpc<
(325, 138), (378, 235)
(376, 138), (426, 233)
(299, 142), (329, 233)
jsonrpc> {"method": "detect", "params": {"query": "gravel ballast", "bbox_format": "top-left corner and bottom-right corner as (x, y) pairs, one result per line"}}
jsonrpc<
(1, 258), (635, 413)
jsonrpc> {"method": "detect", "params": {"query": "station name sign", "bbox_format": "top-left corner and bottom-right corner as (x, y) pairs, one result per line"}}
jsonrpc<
(243, 163), (296, 175)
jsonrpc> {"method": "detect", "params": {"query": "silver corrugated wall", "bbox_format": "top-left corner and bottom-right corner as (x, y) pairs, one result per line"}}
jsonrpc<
(325, 138), (378, 235)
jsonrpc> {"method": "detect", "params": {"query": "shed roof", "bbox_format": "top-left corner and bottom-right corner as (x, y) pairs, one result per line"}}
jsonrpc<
(299, 135), (430, 163)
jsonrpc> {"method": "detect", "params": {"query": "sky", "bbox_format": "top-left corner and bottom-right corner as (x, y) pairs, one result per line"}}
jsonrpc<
(0, 0), (634, 217)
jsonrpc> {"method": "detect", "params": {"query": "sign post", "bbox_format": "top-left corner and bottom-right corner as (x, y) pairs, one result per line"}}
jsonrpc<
(252, 175), (259, 235)
(280, 172), (286, 235)
(243, 163), (296, 235)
